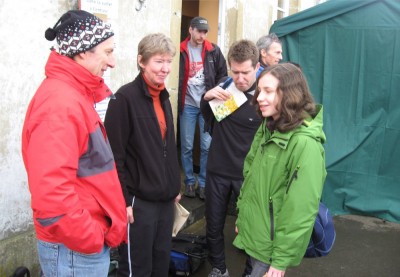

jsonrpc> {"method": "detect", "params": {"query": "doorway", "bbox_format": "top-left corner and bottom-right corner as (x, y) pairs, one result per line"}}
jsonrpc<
(181, 0), (220, 43)
(178, 0), (221, 174)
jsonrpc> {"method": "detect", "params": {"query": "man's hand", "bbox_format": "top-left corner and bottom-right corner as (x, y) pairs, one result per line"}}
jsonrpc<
(126, 206), (134, 224)
(203, 86), (231, 101)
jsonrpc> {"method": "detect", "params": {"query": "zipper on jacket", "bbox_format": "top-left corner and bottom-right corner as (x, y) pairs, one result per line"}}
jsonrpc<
(163, 139), (167, 158)
(286, 165), (300, 194)
(269, 197), (274, 241)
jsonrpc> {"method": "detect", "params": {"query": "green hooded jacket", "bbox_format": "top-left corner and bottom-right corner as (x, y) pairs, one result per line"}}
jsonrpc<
(233, 105), (327, 271)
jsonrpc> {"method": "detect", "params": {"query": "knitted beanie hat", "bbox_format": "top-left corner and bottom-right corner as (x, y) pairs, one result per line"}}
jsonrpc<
(45, 10), (114, 57)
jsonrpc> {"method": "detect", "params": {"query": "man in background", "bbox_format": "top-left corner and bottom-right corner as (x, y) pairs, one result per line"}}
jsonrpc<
(256, 33), (283, 76)
(179, 16), (227, 200)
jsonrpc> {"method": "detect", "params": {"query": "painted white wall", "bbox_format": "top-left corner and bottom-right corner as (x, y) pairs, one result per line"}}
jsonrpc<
(300, 0), (326, 11)
(0, 0), (76, 240)
(0, 0), (176, 241)
(241, 0), (275, 41)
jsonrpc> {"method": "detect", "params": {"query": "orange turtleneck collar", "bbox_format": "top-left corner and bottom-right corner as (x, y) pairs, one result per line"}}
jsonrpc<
(142, 73), (166, 139)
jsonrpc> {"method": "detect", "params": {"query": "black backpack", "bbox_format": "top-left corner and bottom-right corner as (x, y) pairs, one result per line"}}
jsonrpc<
(169, 233), (208, 276)
(10, 267), (30, 277)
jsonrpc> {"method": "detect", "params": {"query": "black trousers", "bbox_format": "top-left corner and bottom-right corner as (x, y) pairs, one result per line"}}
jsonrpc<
(205, 172), (243, 272)
(117, 197), (174, 277)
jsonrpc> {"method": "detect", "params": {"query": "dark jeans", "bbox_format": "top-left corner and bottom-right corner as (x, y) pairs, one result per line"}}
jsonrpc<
(117, 197), (174, 277)
(243, 255), (253, 276)
(205, 172), (243, 272)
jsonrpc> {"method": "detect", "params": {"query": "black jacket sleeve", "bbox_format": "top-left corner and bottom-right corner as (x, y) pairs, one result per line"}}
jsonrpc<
(213, 44), (228, 85)
(104, 92), (133, 206)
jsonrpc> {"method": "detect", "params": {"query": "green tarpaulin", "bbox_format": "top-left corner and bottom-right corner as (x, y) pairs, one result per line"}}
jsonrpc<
(270, 0), (400, 223)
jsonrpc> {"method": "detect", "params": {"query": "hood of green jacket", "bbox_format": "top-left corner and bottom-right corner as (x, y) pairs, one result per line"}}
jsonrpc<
(267, 105), (325, 150)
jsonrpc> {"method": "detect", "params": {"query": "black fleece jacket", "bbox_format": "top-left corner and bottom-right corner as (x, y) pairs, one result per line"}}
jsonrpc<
(200, 79), (262, 180)
(104, 74), (181, 205)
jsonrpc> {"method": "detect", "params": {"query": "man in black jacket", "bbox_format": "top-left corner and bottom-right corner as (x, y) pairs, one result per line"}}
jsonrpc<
(200, 40), (262, 277)
(178, 16), (227, 200)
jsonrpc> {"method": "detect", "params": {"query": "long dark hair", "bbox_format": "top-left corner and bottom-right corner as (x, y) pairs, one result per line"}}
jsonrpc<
(252, 63), (316, 132)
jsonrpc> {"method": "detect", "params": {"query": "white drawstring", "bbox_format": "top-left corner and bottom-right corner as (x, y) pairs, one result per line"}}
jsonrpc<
(127, 196), (135, 277)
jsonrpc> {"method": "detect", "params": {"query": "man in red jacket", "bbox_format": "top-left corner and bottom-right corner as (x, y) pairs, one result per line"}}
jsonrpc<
(21, 10), (127, 276)
(178, 17), (227, 200)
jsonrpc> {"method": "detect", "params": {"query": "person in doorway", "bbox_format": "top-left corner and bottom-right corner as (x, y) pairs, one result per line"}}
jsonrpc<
(104, 33), (181, 277)
(233, 63), (327, 277)
(200, 39), (263, 277)
(21, 10), (127, 276)
(256, 33), (283, 77)
(179, 16), (227, 200)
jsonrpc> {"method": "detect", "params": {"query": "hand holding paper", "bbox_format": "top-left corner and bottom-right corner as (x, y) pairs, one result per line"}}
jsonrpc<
(209, 82), (247, 122)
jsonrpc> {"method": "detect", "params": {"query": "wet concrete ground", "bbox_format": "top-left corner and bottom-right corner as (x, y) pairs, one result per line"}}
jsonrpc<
(179, 212), (400, 277)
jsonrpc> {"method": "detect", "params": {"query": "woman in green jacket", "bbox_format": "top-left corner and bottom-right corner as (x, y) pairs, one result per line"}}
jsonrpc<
(233, 63), (327, 277)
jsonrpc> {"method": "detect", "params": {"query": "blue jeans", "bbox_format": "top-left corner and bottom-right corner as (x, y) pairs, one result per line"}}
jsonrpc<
(180, 104), (211, 187)
(37, 240), (110, 277)
(250, 256), (270, 277)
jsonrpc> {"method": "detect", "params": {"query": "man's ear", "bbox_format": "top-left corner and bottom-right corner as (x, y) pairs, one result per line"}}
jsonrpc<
(72, 51), (87, 63)
(260, 49), (267, 58)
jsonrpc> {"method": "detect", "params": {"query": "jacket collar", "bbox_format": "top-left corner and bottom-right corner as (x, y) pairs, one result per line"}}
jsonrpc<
(180, 36), (214, 54)
(259, 59), (269, 70)
(136, 73), (170, 103)
(261, 121), (292, 150)
(261, 105), (325, 149)
(45, 51), (112, 103)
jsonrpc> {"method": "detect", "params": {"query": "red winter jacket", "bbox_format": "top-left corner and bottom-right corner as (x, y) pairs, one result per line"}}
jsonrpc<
(178, 36), (227, 113)
(22, 51), (127, 254)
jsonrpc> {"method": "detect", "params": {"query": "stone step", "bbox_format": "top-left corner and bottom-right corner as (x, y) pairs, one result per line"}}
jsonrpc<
(178, 192), (238, 233)
(178, 195), (205, 230)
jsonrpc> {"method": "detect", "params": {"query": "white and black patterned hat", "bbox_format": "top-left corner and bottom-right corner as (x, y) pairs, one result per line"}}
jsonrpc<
(45, 10), (114, 57)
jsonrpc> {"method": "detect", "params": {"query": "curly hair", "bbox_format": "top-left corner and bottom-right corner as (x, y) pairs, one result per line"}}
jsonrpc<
(227, 39), (259, 68)
(252, 63), (316, 132)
